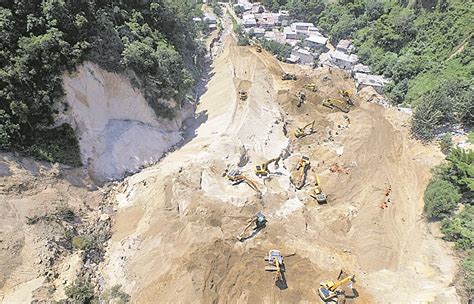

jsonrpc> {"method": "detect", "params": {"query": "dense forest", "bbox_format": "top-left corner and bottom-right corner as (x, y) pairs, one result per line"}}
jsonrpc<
(259, 0), (473, 140)
(0, 0), (204, 165)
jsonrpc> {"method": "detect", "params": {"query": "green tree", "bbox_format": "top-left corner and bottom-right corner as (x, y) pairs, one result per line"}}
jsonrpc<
(441, 205), (474, 250)
(424, 179), (461, 219)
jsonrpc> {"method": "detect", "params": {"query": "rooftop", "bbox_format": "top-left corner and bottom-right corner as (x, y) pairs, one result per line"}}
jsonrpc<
(336, 39), (352, 50)
(305, 35), (328, 45)
(331, 50), (358, 63)
(355, 73), (387, 87)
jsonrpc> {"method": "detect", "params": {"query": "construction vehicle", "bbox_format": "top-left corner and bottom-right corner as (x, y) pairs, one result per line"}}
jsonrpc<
(304, 83), (318, 92)
(227, 169), (261, 196)
(256, 45), (262, 52)
(339, 90), (354, 106)
(255, 157), (280, 177)
(294, 120), (315, 138)
(264, 250), (284, 282)
(236, 211), (266, 242)
(239, 90), (248, 100)
(281, 72), (297, 80)
(290, 156), (310, 189)
(322, 99), (350, 113)
(319, 270), (355, 302)
(310, 173), (327, 203)
(297, 91), (306, 107)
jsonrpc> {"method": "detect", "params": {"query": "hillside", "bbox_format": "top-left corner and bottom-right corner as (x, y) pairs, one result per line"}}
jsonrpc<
(0, 1), (204, 165)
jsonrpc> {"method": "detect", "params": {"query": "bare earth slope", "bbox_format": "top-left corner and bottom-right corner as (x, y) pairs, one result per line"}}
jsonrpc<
(100, 33), (460, 303)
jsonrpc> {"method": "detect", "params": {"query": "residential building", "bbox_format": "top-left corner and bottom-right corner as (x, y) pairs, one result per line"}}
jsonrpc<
(352, 64), (370, 75)
(291, 47), (314, 65)
(203, 13), (217, 24)
(336, 39), (353, 53)
(329, 50), (359, 70)
(354, 73), (388, 94)
(283, 26), (297, 40)
(304, 35), (328, 50)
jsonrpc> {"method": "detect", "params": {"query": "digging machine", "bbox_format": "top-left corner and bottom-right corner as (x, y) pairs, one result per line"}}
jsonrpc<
(236, 211), (266, 241)
(265, 250), (284, 282)
(227, 169), (261, 197)
(319, 270), (355, 303)
(322, 99), (350, 113)
(290, 156), (310, 189)
(294, 120), (315, 138)
(310, 173), (327, 203)
(281, 72), (297, 80)
(255, 157), (280, 177)
(239, 90), (248, 100)
(297, 91), (306, 107)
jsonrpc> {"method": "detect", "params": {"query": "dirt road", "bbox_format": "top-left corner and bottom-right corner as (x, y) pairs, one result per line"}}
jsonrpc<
(100, 31), (460, 304)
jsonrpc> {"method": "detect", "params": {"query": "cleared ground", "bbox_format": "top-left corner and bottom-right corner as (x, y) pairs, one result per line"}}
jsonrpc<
(99, 32), (460, 303)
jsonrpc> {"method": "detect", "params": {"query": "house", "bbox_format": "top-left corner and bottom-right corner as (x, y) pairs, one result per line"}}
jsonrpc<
(304, 35), (328, 50)
(291, 47), (314, 65)
(264, 31), (276, 41)
(243, 18), (257, 28)
(352, 64), (370, 76)
(336, 39), (353, 53)
(250, 27), (265, 38)
(283, 26), (297, 40)
(203, 13), (217, 24)
(329, 50), (359, 70)
(354, 73), (388, 94)
(291, 22), (315, 31)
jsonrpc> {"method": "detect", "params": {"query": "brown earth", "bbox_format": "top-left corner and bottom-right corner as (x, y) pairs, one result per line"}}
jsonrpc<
(99, 29), (460, 304)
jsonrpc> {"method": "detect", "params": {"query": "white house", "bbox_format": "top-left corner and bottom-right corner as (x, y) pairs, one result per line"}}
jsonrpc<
(354, 73), (388, 94)
(336, 39), (353, 53)
(203, 13), (217, 24)
(291, 47), (314, 65)
(330, 50), (359, 70)
(283, 26), (297, 40)
(304, 35), (328, 49)
(352, 64), (370, 75)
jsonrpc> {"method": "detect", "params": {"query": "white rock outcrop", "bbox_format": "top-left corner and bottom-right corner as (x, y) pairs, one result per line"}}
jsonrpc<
(60, 62), (191, 182)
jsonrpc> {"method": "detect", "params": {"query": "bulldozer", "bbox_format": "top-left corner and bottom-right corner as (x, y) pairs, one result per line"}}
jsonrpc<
(281, 72), (297, 81)
(236, 211), (266, 242)
(264, 250), (284, 282)
(227, 169), (261, 196)
(304, 83), (318, 92)
(319, 270), (355, 303)
(310, 173), (327, 203)
(255, 157), (280, 177)
(294, 120), (315, 139)
(290, 156), (310, 190)
(239, 90), (248, 100)
(339, 90), (354, 106)
(322, 99), (350, 113)
(296, 91), (306, 107)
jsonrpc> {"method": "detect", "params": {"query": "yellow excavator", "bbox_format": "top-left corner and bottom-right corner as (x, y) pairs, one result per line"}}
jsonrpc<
(319, 270), (355, 302)
(227, 169), (261, 196)
(290, 156), (310, 189)
(339, 90), (354, 106)
(294, 120), (315, 138)
(310, 173), (327, 203)
(322, 99), (350, 113)
(304, 83), (318, 92)
(264, 250), (284, 282)
(236, 211), (266, 242)
(255, 157), (280, 177)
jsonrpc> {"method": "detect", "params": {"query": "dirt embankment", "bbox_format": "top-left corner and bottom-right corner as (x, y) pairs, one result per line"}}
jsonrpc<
(98, 32), (461, 304)
(0, 154), (111, 303)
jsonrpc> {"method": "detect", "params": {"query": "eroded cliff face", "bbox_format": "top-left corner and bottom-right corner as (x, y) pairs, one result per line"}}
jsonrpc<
(60, 62), (193, 182)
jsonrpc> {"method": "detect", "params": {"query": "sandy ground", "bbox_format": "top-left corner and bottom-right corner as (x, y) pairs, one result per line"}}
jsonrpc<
(99, 20), (461, 303)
